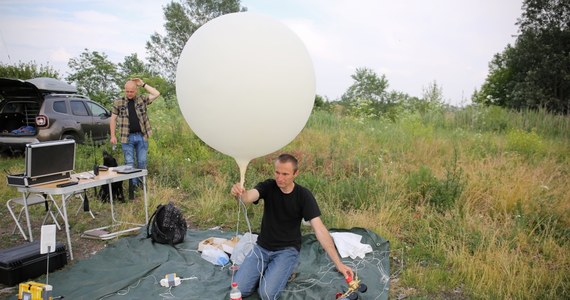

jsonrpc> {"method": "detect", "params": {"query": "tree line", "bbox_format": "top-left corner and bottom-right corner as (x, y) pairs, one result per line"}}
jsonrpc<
(1, 0), (567, 115)
(473, 0), (569, 114)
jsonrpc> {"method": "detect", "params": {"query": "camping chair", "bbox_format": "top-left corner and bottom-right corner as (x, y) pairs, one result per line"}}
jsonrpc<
(6, 193), (62, 241)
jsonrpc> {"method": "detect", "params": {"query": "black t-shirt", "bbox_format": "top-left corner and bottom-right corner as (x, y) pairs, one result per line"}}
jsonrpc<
(127, 100), (142, 133)
(254, 179), (321, 251)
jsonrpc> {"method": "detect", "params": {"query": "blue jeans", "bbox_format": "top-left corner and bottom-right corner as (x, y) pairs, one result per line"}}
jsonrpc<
(121, 132), (147, 186)
(234, 244), (299, 300)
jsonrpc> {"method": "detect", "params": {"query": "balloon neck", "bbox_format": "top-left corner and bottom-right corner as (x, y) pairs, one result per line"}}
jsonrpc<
(235, 159), (250, 188)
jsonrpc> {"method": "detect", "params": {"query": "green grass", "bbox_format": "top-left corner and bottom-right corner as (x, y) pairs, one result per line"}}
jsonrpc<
(1, 103), (568, 299)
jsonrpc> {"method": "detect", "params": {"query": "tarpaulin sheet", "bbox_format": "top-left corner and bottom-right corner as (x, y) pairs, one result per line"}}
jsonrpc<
(11, 227), (389, 299)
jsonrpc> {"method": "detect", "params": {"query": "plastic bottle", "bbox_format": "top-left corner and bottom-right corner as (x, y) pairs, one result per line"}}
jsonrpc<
(229, 282), (242, 300)
(202, 247), (229, 266)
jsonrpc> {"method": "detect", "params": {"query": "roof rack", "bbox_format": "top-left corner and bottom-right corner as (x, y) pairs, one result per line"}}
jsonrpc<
(27, 77), (77, 93)
(47, 93), (90, 99)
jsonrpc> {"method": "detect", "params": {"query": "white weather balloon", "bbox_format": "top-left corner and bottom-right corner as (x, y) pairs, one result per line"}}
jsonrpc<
(176, 12), (315, 184)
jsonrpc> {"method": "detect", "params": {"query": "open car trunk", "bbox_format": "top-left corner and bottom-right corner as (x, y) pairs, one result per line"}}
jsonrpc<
(0, 77), (78, 137)
(0, 78), (43, 137)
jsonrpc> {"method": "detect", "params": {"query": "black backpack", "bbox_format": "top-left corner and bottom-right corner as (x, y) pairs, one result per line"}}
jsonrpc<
(147, 202), (187, 245)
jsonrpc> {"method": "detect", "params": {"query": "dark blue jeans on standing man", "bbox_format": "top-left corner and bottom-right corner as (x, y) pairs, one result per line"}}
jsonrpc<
(121, 132), (147, 187)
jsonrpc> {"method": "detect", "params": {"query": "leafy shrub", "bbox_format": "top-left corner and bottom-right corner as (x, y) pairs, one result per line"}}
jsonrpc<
(399, 113), (434, 139)
(407, 155), (464, 211)
(479, 105), (510, 132)
(349, 97), (378, 122)
(506, 128), (545, 156)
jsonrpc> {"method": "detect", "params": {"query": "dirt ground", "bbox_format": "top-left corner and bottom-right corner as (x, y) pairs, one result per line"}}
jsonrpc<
(0, 186), (202, 300)
(0, 194), (149, 300)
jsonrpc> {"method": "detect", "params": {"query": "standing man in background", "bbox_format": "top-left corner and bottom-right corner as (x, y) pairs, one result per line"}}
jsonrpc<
(110, 78), (160, 199)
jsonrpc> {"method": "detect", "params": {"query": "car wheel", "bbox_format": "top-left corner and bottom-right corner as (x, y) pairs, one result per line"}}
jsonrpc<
(61, 133), (77, 141)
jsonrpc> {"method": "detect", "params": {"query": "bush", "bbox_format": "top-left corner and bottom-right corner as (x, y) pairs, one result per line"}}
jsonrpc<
(407, 153), (464, 211)
(506, 128), (545, 157)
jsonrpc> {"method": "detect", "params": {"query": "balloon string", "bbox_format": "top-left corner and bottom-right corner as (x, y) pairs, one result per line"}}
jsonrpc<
(236, 196), (241, 238)
(231, 158), (253, 284)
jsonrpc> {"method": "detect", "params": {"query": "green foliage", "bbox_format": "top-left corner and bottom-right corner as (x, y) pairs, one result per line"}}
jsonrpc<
(341, 67), (389, 103)
(118, 53), (148, 81)
(349, 97), (378, 121)
(65, 50), (175, 108)
(445, 105), (570, 139)
(419, 81), (445, 113)
(338, 69), (451, 122)
(515, 193), (569, 242)
(329, 176), (385, 210)
(421, 81), (444, 103)
(506, 128), (545, 156)
(146, 0), (247, 81)
(0, 61), (60, 79)
(473, 50), (514, 107)
(399, 113), (434, 139)
(340, 67), (413, 121)
(407, 153), (464, 211)
(313, 94), (326, 110)
(2, 73), (567, 298)
(117, 53), (172, 99)
(146, 100), (215, 186)
(66, 49), (120, 106)
(473, 105), (511, 132)
(1, 105), (568, 299)
(306, 109), (343, 129)
(407, 166), (438, 203)
(475, 0), (570, 113)
(137, 75), (176, 107)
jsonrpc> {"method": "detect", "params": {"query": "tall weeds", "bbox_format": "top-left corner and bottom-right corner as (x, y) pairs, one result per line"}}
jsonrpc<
(1, 104), (567, 299)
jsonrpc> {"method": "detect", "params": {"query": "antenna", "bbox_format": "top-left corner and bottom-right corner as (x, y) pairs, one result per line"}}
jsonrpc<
(40, 224), (56, 285)
(88, 107), (100, 177)
(87, 132), (97, 213)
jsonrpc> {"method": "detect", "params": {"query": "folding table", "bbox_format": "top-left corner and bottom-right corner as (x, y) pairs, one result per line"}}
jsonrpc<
(14, 168), (149, 260)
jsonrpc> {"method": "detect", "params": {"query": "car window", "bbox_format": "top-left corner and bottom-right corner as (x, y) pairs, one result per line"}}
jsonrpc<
(53, 101), (67, 114)
(0, 101), (39, 114)
(1, 102), (15, 113)
(70, 100), (89, 116)
(86, 101), (108, 117)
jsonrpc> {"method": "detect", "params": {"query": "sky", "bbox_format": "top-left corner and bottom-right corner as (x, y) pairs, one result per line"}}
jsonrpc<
(0, 0), (523, 106)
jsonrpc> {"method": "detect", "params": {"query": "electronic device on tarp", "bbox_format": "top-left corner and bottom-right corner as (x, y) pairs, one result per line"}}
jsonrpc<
(18, 281), (52, 300)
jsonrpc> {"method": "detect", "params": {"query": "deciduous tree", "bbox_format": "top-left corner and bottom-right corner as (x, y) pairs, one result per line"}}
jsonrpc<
(341, 67), (389, 104)
(341, 67), (404, 120)
(146, 0), (246, 81)
(66, 49), (120, 106)
(475, 0), (570, 113)
(118, 53), (148, 82)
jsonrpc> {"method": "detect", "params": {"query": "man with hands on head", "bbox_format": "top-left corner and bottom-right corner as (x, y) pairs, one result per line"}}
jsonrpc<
(110, 78), (160, 199)
(230, 153), (353, 300)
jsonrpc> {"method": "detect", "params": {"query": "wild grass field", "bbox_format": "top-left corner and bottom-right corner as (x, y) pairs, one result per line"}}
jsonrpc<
(1, 101), (568, 299)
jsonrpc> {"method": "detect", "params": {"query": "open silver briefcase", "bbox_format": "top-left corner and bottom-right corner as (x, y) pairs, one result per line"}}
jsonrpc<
(6, 139), (76, 187)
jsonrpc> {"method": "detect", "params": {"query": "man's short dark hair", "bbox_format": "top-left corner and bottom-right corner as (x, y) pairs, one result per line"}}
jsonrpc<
(276, 153), (298, 172)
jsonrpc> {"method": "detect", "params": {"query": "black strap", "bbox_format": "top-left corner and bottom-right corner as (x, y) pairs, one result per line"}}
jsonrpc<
(83, 190), (90, 212)
(147, 204), (164, 238)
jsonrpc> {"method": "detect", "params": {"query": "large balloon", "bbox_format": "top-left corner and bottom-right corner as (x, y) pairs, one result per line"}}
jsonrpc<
(176, 12), (315, 183)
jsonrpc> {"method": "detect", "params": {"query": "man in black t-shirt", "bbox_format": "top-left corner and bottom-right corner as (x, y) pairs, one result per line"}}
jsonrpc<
(230, 153), (353, 299)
